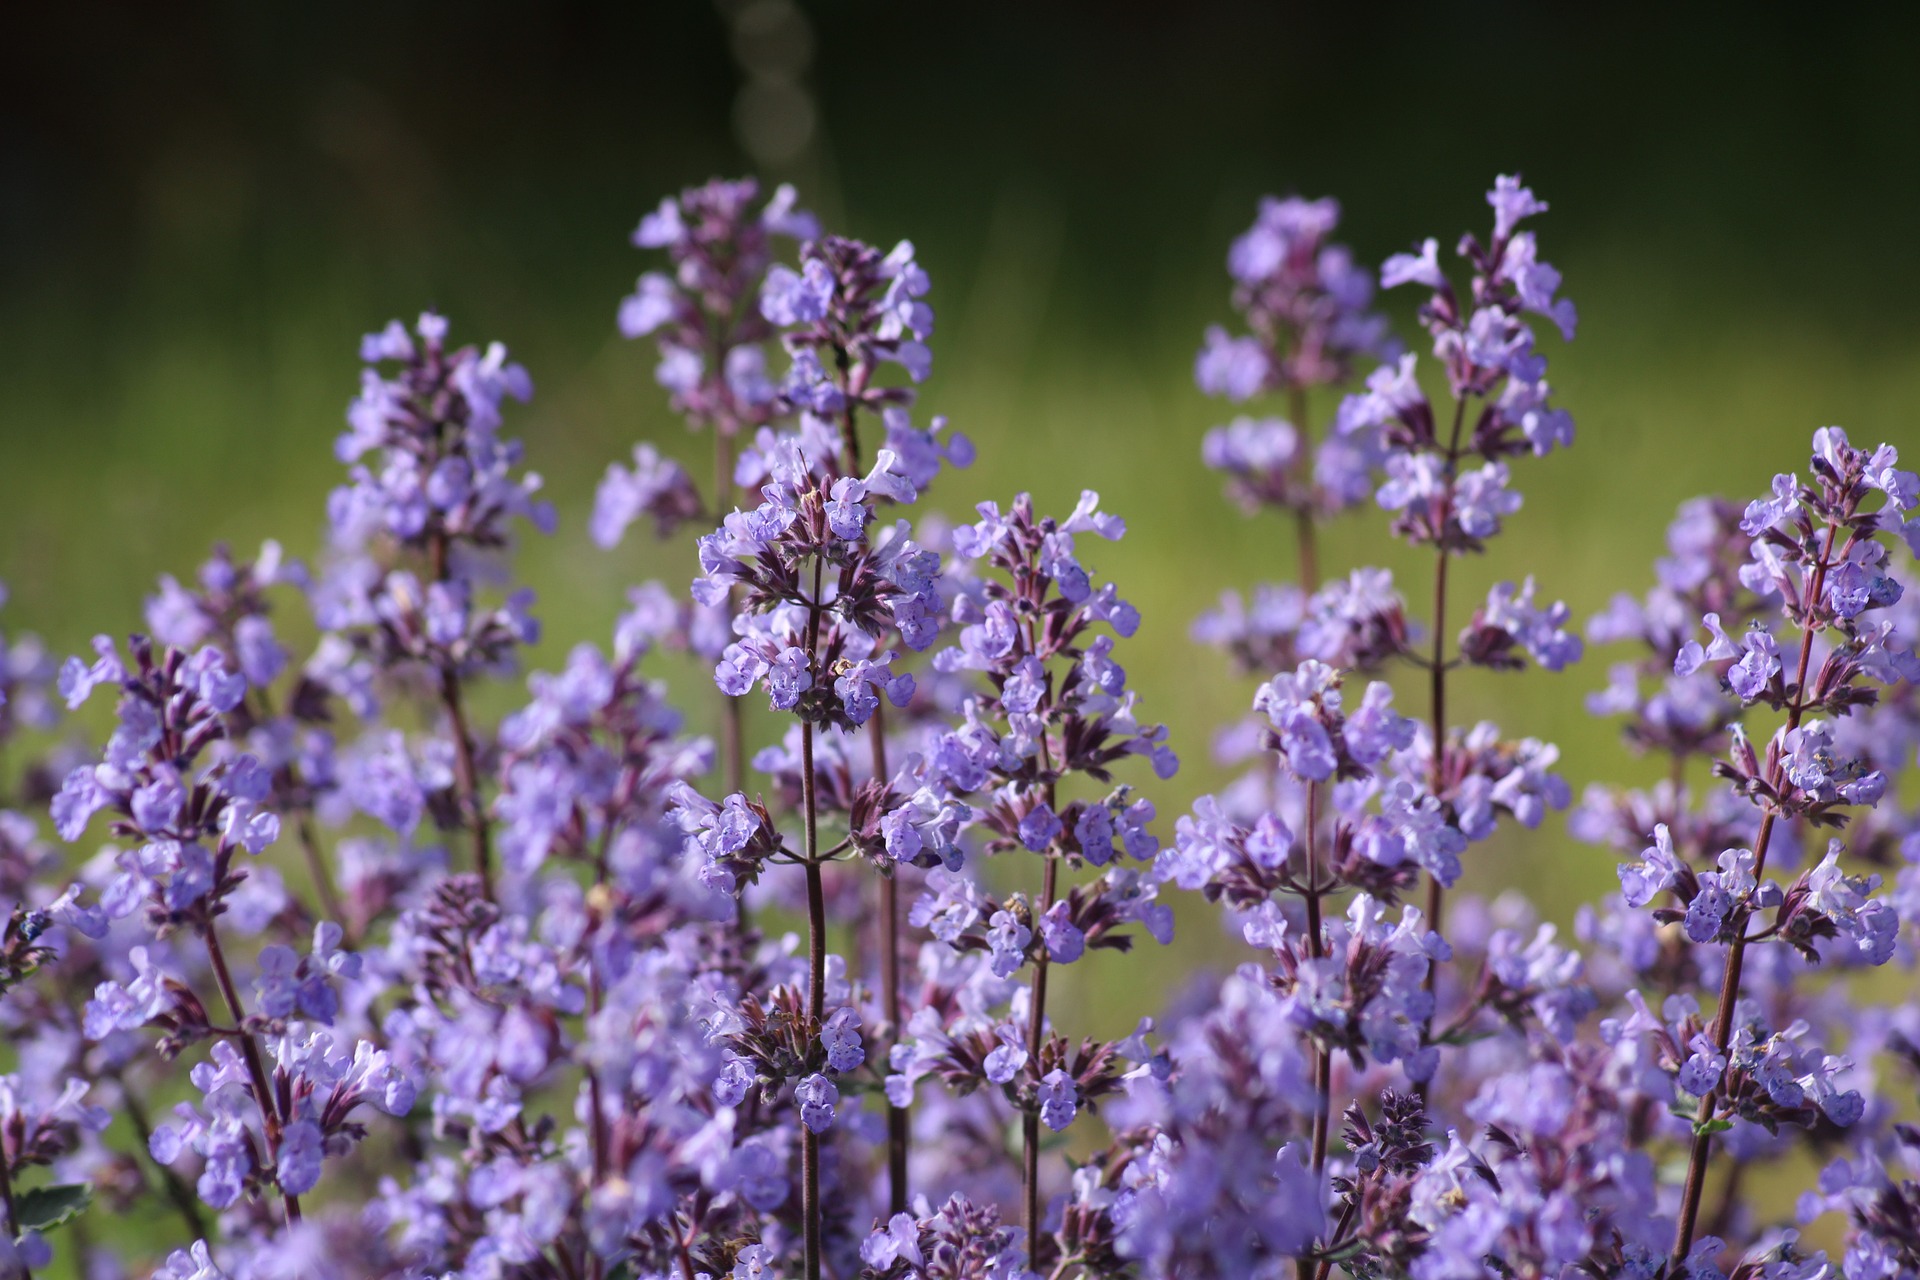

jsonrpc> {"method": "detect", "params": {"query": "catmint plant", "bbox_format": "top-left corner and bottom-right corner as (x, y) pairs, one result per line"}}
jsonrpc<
(1611, 427), (1917, 1264)
(605, 177), (818, 794)
(1349, 174), (1584, 918)
(1181, 179), (1585, 1280)
(55, 634), (410, 1235)
(321, 312), (550, 899)
(895, 487), (1175, 1267)
(1195, 195), (1397, 589)
(678, 408), (945, 1277)
(0, 169), (1915, 1280)
(757, 225), (969, 1221)
(142, 543), (352, 930)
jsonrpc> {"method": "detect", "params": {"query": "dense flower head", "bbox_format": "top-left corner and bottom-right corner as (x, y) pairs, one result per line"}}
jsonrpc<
(1254, 892), (1451, 1079)
(699, 443), (940, 730)
(146, 1030), (413, 1209)
(926, 491), (1176, 800)
(1420, 720), (1574, 842)
(621, 177), (817, 432)
(591, 443), (706, 548)
(53, 635), (276, 917)
(1102, 972), (1324, 1276)
(1193, 568), (1410, 676)
(0, 1069), (111, 1179)
(0, 585), (57, 750)
(1460, 576), (1584, 672)
(1201, 411), (1380, 521)
(765, 235), (945, 422)
(859, 1194), (1029, 1279)
(1582, 497), (1777, 775)
(1199, 194), (1396, 400)
(1252, 660), (1416, 783)
(1614, 429), (1920, 852)
(143, 541), (305, 684)
(492, 614), (715, 888)
(1195, 196), (1396, 539)
(1337, 176), (1578, 553)
(331, 312), (550, 556)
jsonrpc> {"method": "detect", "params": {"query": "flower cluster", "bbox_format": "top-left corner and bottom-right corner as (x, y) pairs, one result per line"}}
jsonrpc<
(0, 170), (1914, 1280)
(619, 176), (816, 429)
(1196, 194), (1394, 402)
(1193, 197), (1397, 601)
(1342, 177), (1577, 550)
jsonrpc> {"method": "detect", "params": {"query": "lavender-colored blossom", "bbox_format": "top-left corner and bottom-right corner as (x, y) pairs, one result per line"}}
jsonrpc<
(591, 443), (704, 547)
(1037, 1069), (1077, 1132)
(821, 1007), (866, 1073)
(796, 1072), (838, 1132)
(4, 168), (1917, 1280)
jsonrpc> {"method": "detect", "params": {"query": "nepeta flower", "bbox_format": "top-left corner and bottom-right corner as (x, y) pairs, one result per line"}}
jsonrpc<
(620, 178), (816, 434)
(331, 313), (549, 555)
(5, 168), (1917, 1280)
(591, 444), (705, 547)
(1200, 195), (1395, 399)
(1252, 660), (1415, 782)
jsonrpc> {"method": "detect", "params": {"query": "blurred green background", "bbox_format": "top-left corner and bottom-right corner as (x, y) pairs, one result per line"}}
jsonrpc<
(6, 4), (1920, 979)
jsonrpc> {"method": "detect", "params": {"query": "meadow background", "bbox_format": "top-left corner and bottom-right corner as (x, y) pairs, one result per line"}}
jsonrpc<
(5, 2), (1920, 1041)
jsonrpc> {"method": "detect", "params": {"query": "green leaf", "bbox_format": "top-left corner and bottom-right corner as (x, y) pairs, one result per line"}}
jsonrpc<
(1317, 1238), (1368, 1264)
(13, 1182), (92, 1234)
(1692, 1117), (1733, 1137)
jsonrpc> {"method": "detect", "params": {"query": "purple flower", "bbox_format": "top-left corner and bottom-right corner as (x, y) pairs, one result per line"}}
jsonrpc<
(1018, 801), (1062, 852)
(1038, 1068), (1078, 1131)
(1383, 237), (1445, 290)
(1075, 803), (1116, 865)
(765, 646), (813, 710)
(632, 196), (684, 248)
(1253, 663), (1341, 781)
(1039, 901), (1086, 963)
(1685, 880), (1733, 943)
(591, 444), (703, 547)
(795, 1072), (837, 1133)
(276, 1118), (325, 1196)
(862, 1213), (926, 1270)
(1673, 610), (1739, 677)
(1727, 627), (1781, 700)
(820, 1008), (865, 1073)
(833, 654), (914, 726)
(1742, 471), (1802, 537)
(1195, 326), (1271, 402)
(983, 1025), (1028, 1085)
(152, 1242), (229, 1280)
(1345, 681), (1416, 765)
(617, 271), (678, 339)
(56, 635), (124, 709)
(52, 767), (108, 841)
(1678, 1035), (1727, 1096)
(986, 910), (1032, 977)
(878, 240), (934, 339)
(1469, 578), (1584, 672)
(761, 259), (835, 327)
(1488, 174), (1550, 240)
